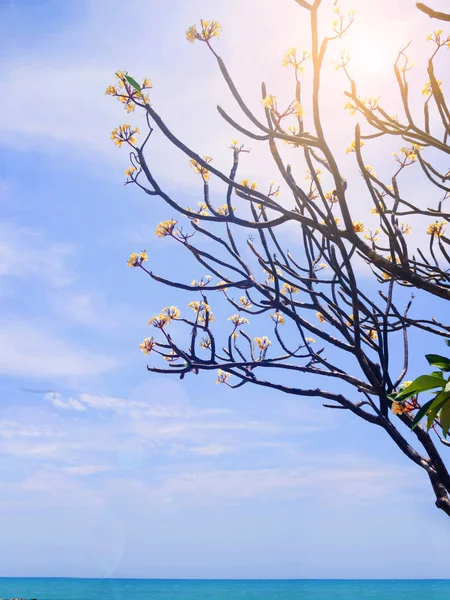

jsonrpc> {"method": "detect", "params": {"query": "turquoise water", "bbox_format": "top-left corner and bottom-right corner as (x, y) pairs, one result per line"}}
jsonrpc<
(0, 579), (449, 600)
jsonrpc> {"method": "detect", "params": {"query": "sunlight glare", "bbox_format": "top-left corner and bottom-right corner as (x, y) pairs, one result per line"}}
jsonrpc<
(345, 33), (394, 76)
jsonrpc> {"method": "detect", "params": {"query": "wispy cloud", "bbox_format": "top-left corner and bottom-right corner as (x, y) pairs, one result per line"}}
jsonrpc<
(0, 420), (64, 439)
(101, 459), (420, 508)
(0, 320), (118, 378)
(0, 221), (74, 287)
(62, 464), (113, 476)
(46, 392), (87, 411)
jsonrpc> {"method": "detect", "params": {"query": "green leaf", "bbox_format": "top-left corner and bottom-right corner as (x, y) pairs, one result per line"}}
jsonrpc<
(432, 369), (445, 376)
(124, 74), (142, 93)
(445, 339), (450, 347)
(440, 400), (450, 437)
(426, 392), (450, 430)
(411, 398), (436, 430)
(425, 354), (450, 371)
(445, 380), (450, 393)
(393, 375), (445, 401)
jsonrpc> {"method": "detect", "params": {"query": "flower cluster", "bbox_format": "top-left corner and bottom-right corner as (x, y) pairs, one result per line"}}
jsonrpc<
(344, 100), (358, 115)
(427, 221), (447, 237)
(284, 125), (303, 148)
(188, 301), (215, 324)
(282, 47), (310, 70)
(146, 306), (180, 330)
(191, 275), (212, 287)
(189, 156), (213, 181)
(217, 281), (229, 291)
(200, 337), (212, 349)
(321, 216), (340, 227)
(262, 95), (277, 110)
(333, 48), (351, 71)
(400, 223), (412, 235)
(147, 314), (170, 328)
(164, 350), (180, 363)
(352, 221), (365, 233)
(305, 168), (322, 182)
(281, 283), (299, 294)
(265, 268), (282, 284)
(331, 6), (356, 38)
(139, 337), (155, 355)
(228, 314), (249, 327)
(240, 179), (258, 191)
(426, 29), (450, 49)
(422, 79), (443, 97)
(364, 229), (380, 243)
(362, 97), (380, 111)
(270, 312), (285, 325)
(197, 202), (211, 216)
(370, 202), (386, 215)
(216, 369), (230, 384)
(346, 140), (365, 154)
(393, 146), (419, 166)
(216, 204), (235, 216)
(125, 166), (137, 179)
(186, 20), (221, 43)
(105, 71), (151, 112)
(254, 336), (271, 351)
(268, 181), (281, 198)
(398, 51), (415, 73)
(291, 101), (305, 117)
(127, 251), (148, 268)
(155, 219), (178, 238)
(344, 96), (379, 116)
(161, 306), (181, 320)
(239, 296), (252, 308)
(262, 96), (304, 119)
(325, 191), (338, 204)
(391, 401), (410, 416)
(391, 392), (419, 416)
(111, 124), (139, 148)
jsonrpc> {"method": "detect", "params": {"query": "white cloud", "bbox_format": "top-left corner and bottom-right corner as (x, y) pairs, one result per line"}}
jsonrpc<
(0, 63), (120, 160)
(0, 420), (64, 439)
(106, 460), (419, 507)
(188, 444), (233, 456)
(62, 464), (113, 476)
(46, 392), (87, 411)
(49, 292), (100, 327)
(46, 390), (293, 440)
(0, 321), (118, 378)
(0, 221), (74, 287)
(78, 392), (161, 414)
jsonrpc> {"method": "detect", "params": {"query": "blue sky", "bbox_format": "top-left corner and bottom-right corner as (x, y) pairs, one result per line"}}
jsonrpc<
(0, 0), (450, 579)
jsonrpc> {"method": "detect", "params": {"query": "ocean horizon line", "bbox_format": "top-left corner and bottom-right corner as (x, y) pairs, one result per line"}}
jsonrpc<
(1, 577), (449, 581)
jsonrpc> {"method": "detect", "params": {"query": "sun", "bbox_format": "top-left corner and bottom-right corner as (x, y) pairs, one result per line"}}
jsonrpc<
(345, 33), (394, 76)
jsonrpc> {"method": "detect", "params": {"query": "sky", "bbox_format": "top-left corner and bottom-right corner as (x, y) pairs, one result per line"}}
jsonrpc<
(0, 0), (450, 580)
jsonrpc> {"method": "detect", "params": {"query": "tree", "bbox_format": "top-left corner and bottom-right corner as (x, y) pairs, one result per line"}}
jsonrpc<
(106, 1), (450, 516)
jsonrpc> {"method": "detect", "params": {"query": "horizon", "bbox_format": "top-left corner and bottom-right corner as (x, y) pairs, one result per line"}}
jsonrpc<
(1, 576), (450, 581)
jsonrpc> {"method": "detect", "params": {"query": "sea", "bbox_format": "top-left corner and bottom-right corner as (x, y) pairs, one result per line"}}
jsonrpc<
(0, 579), (449, 600)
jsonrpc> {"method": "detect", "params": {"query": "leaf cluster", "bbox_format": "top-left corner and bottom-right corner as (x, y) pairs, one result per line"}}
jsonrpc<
(391, 341), (450, 436)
